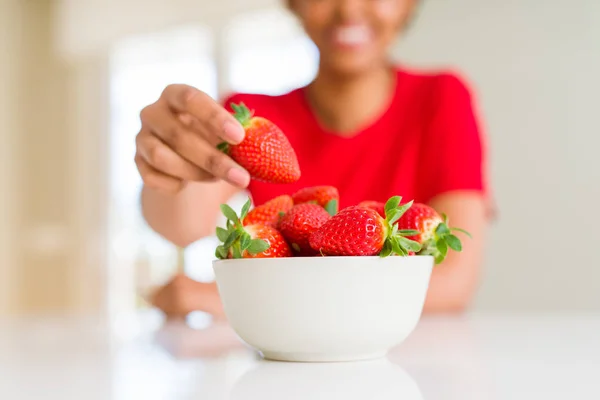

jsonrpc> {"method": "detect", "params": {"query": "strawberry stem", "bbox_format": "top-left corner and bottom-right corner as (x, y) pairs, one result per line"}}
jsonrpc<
(324, 199), (338, 216)
(379, 196), (422, 258)
(417, 220), (471, 264)
(216, 142), (230, 154)
(230, 102), (254, 128)
(215, 197), (270, 259)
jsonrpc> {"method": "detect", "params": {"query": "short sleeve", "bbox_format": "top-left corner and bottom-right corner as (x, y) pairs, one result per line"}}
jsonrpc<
(416, 73), (489, 204)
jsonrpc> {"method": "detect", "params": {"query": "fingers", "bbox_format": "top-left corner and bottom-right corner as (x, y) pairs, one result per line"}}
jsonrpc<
(137, 84), (251, 190)
(135, 153), (184, 194)
(178, 113), (220, 147)
(140, 103), (250, 187)
(161, 84), (245, 145)
(151, 275), (218, 318)
(136, 129), (213, 182)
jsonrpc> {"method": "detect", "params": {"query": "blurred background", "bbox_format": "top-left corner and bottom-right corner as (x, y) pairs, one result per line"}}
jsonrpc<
(0, 0), (598, 320)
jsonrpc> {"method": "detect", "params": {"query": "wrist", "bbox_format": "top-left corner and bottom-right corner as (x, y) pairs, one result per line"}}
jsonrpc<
(198, 281), (226, 319)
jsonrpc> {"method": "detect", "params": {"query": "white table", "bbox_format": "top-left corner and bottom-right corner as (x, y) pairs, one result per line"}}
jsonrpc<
(1, 313), (599, 399)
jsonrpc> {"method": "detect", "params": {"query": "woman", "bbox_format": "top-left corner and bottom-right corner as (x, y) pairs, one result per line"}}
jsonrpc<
(137, 0), (490, 318)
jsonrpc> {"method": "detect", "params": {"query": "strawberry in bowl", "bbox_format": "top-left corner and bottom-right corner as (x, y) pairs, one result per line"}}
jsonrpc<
(212, 194), (470, 362)
(215, 198), (291, 259)
(396, 203), (470, 264)
(278, 203), (331, 256)
(309, 196), (421, 257)
(243, 195), (294, 228)
(292, 185), (340, 216)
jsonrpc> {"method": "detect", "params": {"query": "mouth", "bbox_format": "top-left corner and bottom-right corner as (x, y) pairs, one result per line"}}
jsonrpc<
(330, 24), (373, 50)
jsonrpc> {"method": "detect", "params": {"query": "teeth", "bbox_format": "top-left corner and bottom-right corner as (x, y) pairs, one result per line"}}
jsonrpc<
(334, 26), (370, 46)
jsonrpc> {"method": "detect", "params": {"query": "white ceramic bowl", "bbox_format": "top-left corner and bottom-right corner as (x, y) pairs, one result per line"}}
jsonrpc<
(213, 256), (433, 362)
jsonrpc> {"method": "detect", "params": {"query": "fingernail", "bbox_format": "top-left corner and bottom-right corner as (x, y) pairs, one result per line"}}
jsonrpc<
(227, 168), (250, 188)
(223, 121), (245, 144)
(185, 89), (199, 102)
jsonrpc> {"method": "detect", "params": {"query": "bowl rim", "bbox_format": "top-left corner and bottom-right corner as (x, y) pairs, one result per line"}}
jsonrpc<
(212, 255), (434, 266)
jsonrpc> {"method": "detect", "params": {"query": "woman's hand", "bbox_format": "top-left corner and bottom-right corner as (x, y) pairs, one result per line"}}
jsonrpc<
(151, 275), (225, 320)
(135, 84), (251, 193)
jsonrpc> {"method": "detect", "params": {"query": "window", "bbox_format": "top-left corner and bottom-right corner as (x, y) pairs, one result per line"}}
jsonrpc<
(107, 10), (318, 316)
(227, 9), (319, 95)
(109, 26), (216, 314)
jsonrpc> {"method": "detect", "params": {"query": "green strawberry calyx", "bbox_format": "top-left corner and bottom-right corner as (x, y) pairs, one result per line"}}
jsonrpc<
(303, 199), (338, 216)
(324, 199), (339, 216)
(418, 214), (472, 264)
(379, 196), (422, 258)
(231, 102), (254, 128)
(216, 102), (253, 154)
(215, 197), (270, 260)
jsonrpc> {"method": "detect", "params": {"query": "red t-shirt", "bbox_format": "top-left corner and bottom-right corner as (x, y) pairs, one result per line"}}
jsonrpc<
(223, 67), (488, 209)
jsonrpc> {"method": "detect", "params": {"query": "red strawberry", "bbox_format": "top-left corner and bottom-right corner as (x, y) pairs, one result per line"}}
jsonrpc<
(239, 225), (291, 258)
(218, 103), (301, 184)
(358, 201), (385, 217)
(216, 198), (292, 259)
(396, 203), (470, 264)
(291, 186), (339, 216)
(396, 203), (443, 244)
(309, 196), (422, 257)
(279, 203), (331, 256)
(243, 195), (293, 228)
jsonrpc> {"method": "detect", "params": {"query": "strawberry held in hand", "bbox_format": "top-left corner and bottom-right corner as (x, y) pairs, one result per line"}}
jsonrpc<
(279, 203), (331, 256)
(309, 196), (422, 257)
(396, 203), (470, 264)
(215, 198), (292, 259)
(292, 186), (339, 216)
(218, 103), (301, 184)
(243, 195), (293, 228)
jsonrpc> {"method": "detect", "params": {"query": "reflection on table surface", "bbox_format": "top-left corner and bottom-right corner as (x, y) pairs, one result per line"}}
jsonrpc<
(1, 312), (599, 400)
(232, 359), (422, 400)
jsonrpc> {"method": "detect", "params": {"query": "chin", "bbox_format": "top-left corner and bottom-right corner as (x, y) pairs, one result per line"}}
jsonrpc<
(321, 52), (386, 77)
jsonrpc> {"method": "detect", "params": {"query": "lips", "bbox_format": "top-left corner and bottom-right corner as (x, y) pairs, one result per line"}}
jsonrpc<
(331, 25), (373, 49)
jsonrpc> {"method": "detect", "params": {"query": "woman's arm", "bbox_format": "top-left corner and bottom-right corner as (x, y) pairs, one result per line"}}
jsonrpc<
(150, 191), (488, 319)
(422, 191), (488, 313)
(144, 181), (241, 319)
(142, 180), (240, 247)
(136, 83), (250, 247)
